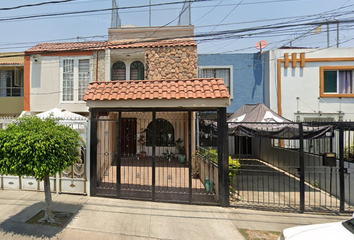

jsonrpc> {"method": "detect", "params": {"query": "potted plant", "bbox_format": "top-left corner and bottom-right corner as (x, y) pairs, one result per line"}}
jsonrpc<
(137, 129), (146, 158)
(162, 149), (175, 162)
(192, 169), (199, 179)
(175, 138), (186, 163)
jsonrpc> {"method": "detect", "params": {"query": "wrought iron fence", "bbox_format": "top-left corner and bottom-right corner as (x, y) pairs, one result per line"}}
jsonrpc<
(92, 110), (219, 204)
(213, 121), (354, 213)
(0, 116), (15, 129)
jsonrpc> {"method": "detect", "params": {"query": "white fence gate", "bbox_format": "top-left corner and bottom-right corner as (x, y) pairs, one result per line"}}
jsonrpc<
(0, 117), (89, 195)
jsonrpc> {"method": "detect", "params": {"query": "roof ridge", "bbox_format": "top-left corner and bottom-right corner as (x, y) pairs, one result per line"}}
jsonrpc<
(84, 78), (230, 102)
(26, 38), (196, 53)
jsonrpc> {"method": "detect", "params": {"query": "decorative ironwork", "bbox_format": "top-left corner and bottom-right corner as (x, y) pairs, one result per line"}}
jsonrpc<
(93, 110), (219, 205)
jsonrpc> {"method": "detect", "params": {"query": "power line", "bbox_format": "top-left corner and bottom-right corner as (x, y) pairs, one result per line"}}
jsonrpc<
(193, 0), (224, 24)
(1, 2), (352, 48)
(0, 0), (329, 24)
(1, 9), (354, 57)
(0, 0), (79, 11)
(3, 3), (351, 45)
(0, 17), (353, 57)
(210, 0), (244, 32)
(0, 0), (212, 23)
(148, 0), (193, 38)
(195, 5), (354, 29)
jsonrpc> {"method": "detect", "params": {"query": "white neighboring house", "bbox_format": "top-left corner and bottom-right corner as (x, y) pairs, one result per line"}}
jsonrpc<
(265, 48), (354, 122)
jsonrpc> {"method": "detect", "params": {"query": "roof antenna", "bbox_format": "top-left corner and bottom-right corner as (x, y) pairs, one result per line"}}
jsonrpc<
(111, 0), (121, 28)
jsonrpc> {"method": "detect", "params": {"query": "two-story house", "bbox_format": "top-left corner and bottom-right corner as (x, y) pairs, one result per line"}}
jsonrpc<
(265, 48), (354, 121)
(23, 26), (231, 206)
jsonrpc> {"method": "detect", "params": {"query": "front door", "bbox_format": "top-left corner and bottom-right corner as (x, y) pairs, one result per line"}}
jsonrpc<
(121, 118), (137, 155)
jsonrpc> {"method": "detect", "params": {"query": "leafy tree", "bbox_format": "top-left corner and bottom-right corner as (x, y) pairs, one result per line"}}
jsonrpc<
(0, 115), (81, 223)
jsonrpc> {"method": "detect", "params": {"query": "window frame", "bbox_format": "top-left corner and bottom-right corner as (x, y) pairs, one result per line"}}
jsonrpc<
(320, 66), (354, 98)
(60, 56), (92, 103)
(0, 68), (24, 97)
(111, 61), (126, 80)
(130, 61), (145, 80)
(198, 65), (233, 99)
(111, 59), (145, 81)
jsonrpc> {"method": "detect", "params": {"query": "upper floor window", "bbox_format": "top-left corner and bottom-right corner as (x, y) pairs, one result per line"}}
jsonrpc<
(198, 66), (233, 98)
(0, 69), (23, 97)
(111, 60), (144, 81)
(320, 66), (354, 97)
(130, 61), (144, 80)
(112, 61), (126, 80)
(61, 57), (91, 102)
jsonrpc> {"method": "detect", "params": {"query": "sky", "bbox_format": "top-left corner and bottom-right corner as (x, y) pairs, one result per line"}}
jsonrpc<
(1, 0), (354, 54)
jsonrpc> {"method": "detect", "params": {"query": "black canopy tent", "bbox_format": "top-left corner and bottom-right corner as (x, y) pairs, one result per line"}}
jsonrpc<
(202, 103), (333, 139)
(228, 103), (333, 139)
(228, 122), (333, 139)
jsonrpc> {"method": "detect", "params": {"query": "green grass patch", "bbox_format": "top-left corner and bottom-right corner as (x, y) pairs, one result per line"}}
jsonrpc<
(238, 228), (281, 240)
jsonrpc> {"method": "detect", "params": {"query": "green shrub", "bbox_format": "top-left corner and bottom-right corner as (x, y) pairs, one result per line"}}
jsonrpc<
(198, 147), (241, 183)
(229, 156), (240, 186)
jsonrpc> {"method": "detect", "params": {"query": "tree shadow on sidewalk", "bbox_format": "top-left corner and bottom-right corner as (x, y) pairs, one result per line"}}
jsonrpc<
(0, 201), (82, 239)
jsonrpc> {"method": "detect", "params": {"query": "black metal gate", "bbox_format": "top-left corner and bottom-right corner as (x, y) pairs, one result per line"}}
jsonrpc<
(90, 110), (219, 204)
(229, 122), (354, 213)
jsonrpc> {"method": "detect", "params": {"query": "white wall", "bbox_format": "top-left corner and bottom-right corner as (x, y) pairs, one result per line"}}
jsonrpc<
(30, 56), (90, 113)
(267, 48), (354, 121)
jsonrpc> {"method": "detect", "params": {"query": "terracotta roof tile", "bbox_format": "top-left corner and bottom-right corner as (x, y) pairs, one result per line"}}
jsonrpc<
(26, 38), (196, 53)
(26, 41), (108, 53)
(0, 62), (23, 66)
(84, 78), (230, 101)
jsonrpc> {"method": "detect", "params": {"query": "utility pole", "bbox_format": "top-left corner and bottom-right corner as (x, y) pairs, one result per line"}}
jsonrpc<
(327, 21), (330, 48)
(149, 0), (151, 27)
(189, 0), (191, 25)
(337, 20), (339, 48)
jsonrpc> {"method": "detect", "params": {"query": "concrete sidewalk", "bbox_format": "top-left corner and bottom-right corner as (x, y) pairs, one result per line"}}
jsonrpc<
(0, 190), (351, 240)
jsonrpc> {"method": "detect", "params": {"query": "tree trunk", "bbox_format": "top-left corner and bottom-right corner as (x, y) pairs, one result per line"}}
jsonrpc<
(39, 175), (57, 223)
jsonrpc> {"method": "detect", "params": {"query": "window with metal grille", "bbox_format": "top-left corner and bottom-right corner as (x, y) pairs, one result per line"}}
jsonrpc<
(0, 68), (23, 97)
(63, 59), (74, 101)
(130, 61), (144, 80)
(112, 61), (126, 80)
(146, 119), (175, 147)
(78, 59), (90, 101)
(61, 58), (91, 102)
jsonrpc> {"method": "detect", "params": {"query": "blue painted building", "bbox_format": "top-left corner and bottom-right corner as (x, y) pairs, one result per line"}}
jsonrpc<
(198, 53), (265, 114)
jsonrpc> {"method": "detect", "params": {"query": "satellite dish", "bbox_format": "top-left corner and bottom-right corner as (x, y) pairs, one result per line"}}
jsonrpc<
(255, 40), (268, 51)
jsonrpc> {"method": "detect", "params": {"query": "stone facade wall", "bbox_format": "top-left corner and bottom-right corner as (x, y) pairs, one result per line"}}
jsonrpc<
(145, 46), (197, 80)
(93, 50), (105, 82)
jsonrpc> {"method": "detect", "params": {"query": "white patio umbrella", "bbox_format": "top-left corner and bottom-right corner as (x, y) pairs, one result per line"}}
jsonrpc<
(36, 108), (87, 120)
